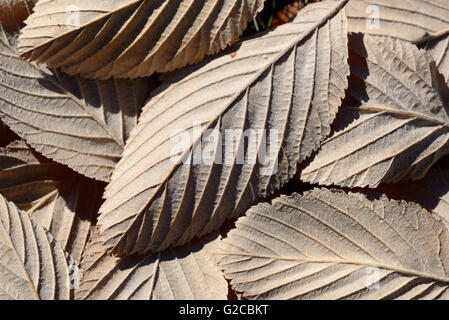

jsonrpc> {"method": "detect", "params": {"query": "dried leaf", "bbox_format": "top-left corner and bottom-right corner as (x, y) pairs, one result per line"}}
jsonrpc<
(301, 34), (449, 188)
(0, 26), (151, 181)
(0, 192), (72, 300)
(346, 0), (449, 42)
(346, 0), (449, 84)
(0, 121), (18, 147)
(379, 168), (449, 225)
(0, 140), (103, 262)
(76, 232), (227, 300)
(18, 0), (264, 79)
(216, 188), (449, 299)
(98, 0), (350, 255)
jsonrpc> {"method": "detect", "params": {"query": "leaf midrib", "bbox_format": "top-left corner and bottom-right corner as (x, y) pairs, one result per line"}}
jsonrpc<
(356, 105), (449, 127)
(219, 252), (449, 284)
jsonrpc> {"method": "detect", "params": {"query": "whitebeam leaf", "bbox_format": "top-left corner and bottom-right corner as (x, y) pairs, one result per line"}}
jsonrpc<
(18, 0), (264, 80)
(76, 232), (227, 300)
(216, 188), (449, 300)
(98, 0), (350, 255)
(346, 0), (449, 84)
(425, 34), (449, 86)
(301, 34), (449, 188)
(0, 27), (151, 182)
(0, 141), (103, 262)
(0, 192), (72, 300)
(346, 0), (449, 42)
(379, 168), (449, 225)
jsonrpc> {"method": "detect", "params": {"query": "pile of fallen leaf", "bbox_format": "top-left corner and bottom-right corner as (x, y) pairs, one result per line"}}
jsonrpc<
(0, 0), (449, 301)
